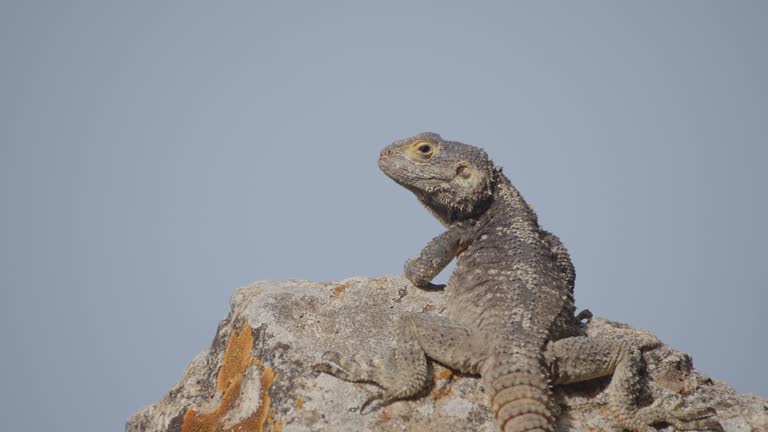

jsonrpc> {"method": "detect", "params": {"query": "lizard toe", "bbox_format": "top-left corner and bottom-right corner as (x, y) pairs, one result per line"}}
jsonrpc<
(312, 361), (350, 378)
(667, 405), (723, 432)
(320, 350), (343, 363)
(359, 391), (385, 414)
(315, 351), (378, 383)
(628, 399), (722, 432)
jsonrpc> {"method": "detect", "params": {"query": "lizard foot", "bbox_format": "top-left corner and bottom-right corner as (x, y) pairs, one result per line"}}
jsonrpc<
(313, 351), (378, 383)
(627, 399), (723, 432)
(314, 352), (394, 414)
(360, 391), (385, 414)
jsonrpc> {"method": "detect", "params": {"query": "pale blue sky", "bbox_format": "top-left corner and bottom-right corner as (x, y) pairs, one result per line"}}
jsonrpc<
(1, 2), (766, 431)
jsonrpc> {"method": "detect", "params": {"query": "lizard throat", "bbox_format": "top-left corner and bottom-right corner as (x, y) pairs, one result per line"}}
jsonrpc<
(417, 196), (452, 226)
(416, 192), (494, 226)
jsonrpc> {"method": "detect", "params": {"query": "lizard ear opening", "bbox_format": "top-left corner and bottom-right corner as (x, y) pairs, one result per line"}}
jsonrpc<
(456, 165), (472, 179)
(453, 163), (489, 192)
(449, 162), (493, 214)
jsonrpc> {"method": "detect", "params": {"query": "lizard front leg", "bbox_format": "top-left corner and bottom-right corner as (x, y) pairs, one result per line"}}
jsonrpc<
(404, 221), (473, 289)
(314, 313), (486, 411)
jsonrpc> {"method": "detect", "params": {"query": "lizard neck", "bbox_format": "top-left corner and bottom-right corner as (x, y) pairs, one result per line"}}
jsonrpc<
(415, 172), (539, 229)
(489, 175), (540, 230)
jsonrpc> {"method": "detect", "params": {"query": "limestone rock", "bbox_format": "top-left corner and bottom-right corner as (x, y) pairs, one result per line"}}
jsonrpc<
(126, 276), (768, 432)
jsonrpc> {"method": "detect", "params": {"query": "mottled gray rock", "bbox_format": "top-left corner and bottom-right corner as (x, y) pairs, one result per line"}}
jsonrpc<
(126, 276), (767, 432)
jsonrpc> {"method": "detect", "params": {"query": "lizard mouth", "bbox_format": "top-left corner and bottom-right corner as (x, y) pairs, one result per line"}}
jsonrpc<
(377, 155), (390, 176)
(377, 152), (399, 180)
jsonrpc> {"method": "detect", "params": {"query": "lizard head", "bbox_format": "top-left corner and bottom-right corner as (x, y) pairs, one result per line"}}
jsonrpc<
(378, 132), (497, 225)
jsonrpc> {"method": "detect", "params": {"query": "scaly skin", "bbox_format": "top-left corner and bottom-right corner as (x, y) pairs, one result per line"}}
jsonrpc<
(314, 133), (722, 432)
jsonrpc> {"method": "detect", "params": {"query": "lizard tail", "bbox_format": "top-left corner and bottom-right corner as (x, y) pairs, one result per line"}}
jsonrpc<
(484, 355), (555, 432)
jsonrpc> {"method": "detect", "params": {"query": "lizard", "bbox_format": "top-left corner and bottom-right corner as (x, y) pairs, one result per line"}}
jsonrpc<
(314, 132), (722, 432)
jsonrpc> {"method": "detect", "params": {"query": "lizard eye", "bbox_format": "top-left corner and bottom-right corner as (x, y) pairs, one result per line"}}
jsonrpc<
(408, 140), (435, 161)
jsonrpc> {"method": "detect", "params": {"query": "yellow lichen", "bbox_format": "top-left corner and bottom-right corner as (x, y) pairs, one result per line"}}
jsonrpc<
(181, 323), (281, 432)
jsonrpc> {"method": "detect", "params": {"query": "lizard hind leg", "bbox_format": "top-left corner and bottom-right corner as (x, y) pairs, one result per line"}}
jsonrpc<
(544, 336), (723, 432)
(313, 313), (484, 410)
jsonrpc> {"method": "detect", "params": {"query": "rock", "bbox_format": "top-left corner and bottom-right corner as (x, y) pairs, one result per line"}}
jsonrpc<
(126, 276), (768, 432)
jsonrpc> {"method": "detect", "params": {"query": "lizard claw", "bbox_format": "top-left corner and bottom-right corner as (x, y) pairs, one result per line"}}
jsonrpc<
(314, 351), (377, 383)
(313, 351), (349, 377)
(320, 350), (343, 363)
(635, 398), (723, 432)
(674, 405), (716, 419)
(576, 309), (593, 322)
(360, 391), (384, 414)
(667, 404), (723, 432)
(313, 360), (346, 376)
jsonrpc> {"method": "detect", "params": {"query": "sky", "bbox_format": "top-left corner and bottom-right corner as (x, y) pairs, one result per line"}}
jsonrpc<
(1, 2), (766, 431)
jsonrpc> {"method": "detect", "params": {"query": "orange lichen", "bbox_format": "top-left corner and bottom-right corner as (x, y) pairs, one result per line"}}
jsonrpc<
(181, 323), (281, 432)
(379, 411), (390, 422)
(332, 283), (351, 297)
(431, 368), (457, 400)
(265, 413), (282, 432)
(434, 368), (455, 382)
(294, 399), (303, 409)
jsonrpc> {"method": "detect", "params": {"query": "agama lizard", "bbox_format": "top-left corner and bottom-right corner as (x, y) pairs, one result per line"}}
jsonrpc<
(315, 133), (721, 432)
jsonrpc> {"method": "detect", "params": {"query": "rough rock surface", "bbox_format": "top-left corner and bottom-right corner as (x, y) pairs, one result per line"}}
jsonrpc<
(127, 276), (767, 432)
